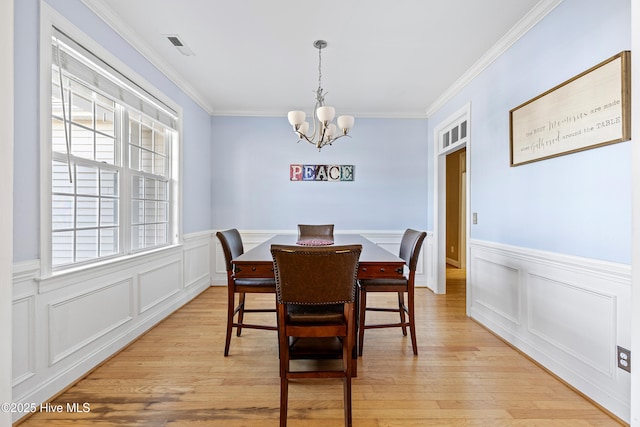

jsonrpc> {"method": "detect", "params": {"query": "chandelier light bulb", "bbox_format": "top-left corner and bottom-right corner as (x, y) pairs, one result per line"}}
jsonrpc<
(326, 123), (337, 139)
(287, 110), (306, 126)
(337, 115), (355, 132)
(316, 105), (336, 123)
(299, 121), (309, 136)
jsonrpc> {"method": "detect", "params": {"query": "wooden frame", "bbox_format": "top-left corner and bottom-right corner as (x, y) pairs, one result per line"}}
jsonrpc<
(510, 51), (631, 166)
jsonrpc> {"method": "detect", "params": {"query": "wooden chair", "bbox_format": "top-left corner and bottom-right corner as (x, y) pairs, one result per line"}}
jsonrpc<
(297, 224), (334, 241)
(271, 244), (362, 427)
(358, 228), (427, 356)
(216, 229), (276, 356)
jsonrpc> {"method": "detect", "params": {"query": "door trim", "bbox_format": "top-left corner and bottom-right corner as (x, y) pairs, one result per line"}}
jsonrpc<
(433, 103), (470, 299)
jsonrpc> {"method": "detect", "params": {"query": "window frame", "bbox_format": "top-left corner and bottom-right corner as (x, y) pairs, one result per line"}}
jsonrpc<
(40, 4), (182, 278)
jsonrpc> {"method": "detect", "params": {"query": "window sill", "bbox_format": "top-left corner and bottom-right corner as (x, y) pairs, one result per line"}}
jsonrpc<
(38, 244), (184, 294)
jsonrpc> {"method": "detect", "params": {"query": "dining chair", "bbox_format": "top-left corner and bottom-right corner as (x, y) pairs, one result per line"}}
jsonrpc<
(216, 229), (277, 356)
(271, 244), (362, 427)
(358, 228), (427, 356)
(297, 224), (334, 241)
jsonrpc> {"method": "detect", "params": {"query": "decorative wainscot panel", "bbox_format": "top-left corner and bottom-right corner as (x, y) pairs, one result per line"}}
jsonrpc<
(469, 240), (631, 421)
(11, 232), (213, 424)
(290, 164), (354, 181)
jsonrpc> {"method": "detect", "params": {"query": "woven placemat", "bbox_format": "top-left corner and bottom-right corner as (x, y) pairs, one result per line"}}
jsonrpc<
(296, 239), (334, 246)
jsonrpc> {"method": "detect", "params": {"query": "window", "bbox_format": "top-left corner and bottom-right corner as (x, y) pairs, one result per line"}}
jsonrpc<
(128, 113), (171, 251)
(47, 26), (179, 271)
(438, 116), (468, 155)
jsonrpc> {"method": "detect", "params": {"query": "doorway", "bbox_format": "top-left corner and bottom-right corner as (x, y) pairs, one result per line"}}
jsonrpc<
(433, 103), (469, 307)
(445, 148), (466, 270)
(445, 148), (467, 307)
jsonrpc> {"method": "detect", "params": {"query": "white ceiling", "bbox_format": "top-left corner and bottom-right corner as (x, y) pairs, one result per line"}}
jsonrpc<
(81, 0), (552, 118)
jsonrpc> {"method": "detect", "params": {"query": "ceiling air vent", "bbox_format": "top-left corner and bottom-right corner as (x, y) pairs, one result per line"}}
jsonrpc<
(164, 34), (194, 56)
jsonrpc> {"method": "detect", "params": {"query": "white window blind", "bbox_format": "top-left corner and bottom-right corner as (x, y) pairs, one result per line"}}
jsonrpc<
(52, 27), (177, 129)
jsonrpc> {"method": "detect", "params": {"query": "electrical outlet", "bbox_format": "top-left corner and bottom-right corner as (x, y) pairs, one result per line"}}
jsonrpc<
(617, 346), (631, 372)
(472, 212), (478, 224)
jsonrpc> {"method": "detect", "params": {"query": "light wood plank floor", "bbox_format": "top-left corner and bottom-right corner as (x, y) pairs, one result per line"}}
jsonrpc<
(17, 268), (623, 426)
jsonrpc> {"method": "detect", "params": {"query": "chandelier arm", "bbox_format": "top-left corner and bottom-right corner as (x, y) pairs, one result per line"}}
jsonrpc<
(293, 133), (352, 150)
(295, 124), (352, 147)
(308, 100), (321, 141)
(319, 125), (327, 146)
(295, 132), (319, 146)
(331, 134), (351, 142)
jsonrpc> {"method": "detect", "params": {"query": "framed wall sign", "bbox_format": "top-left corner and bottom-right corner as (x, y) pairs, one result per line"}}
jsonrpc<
(289, 164), (354, 181)
(509, 51), (631, 166)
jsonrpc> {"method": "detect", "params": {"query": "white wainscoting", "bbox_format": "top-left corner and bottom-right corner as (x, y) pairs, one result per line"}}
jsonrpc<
(12, 228), (432, 423)
(469, 239), (631, 422)
(48, 278), (134, 365)
(11, 232), (212, 423)
(210, 230), (434, 289)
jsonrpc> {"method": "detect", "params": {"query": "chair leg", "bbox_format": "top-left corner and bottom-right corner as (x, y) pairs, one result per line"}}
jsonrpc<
(343, 337), (353, 427)
(358, 288), (366, 356)
(280, 375), (288, 427)
(398, 292), (407, 336)
(224, 286), (235, 357)
(279, 336), (289, 427)
(236, 292), (246, 336)
(408, 289), (418, 355)
(343, 376), (352, 427)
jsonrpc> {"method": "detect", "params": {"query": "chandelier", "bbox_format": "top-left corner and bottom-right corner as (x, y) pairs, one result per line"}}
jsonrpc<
(287, 40), (355, 151)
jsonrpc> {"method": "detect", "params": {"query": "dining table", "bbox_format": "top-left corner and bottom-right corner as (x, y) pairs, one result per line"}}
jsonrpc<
(231, 234), (406, 373)
(232, 234), (405, 280)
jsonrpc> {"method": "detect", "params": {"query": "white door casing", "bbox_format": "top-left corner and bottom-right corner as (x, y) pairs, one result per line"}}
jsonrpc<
(433, 103), (470, 301)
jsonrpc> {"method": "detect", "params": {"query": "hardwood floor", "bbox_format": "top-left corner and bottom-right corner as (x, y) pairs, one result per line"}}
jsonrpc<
(17, 268), (623, 426)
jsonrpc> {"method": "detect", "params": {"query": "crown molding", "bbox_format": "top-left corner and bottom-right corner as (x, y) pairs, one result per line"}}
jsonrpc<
(79, 0), (215, 115)
(425, 0), (564, 117)
(80, 0), (561, 120)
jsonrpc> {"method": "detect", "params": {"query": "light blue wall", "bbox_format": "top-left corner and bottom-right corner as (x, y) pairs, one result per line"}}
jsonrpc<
(13, 0), (213, 262)
(13, 0), (40, 262)
(211, 116), (429, 231)
(428, 0), (631, 263)
(15, 0), (631, 264)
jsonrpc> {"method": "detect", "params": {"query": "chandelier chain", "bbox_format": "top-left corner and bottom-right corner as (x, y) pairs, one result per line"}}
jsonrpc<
(317, 44), (322, 95)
